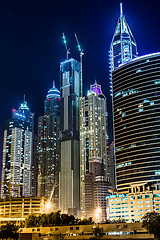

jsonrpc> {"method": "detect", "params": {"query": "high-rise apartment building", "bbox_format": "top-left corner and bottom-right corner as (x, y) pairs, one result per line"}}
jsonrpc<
(37, 81), (60, 208)
(84, 154), (110, 222)
(1, 98), (34, 198)
(112, 52), (160, 193)
(59, 58), (81, 216)
(80, 82), (109, 218)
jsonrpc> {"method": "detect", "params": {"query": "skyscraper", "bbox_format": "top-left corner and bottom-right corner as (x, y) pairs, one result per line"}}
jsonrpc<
(37, 81), (60, 208)
(112, 52), (160, 193)
(59, 58), (81, 216)
(1, 98), (34, 198)
(109, 3), (137, 94)
(80, 82), (109, 218)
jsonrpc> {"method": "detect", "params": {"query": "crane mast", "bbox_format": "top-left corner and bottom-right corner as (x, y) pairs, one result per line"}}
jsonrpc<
(75, 33), (84, 97)
(62, 33), (70, 59)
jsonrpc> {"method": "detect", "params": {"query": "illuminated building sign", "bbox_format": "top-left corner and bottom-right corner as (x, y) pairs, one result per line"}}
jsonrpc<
(13, 111), (26, 120)
(106, 194), (127, 199)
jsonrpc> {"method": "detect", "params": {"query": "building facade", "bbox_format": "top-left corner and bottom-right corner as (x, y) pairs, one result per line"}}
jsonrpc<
(19, 222), (154, 240)
(84, 155), (110, 222)
(112, 53), (160, 193)
(107, 185), (160, 222)
(37, 81), (60, 209)
(80, 82), (109, 219)
(107, 141), (116, 190)
(59, 58), (81, 216)
(0, 197), (47, 226)
(1, 99), (34, 198)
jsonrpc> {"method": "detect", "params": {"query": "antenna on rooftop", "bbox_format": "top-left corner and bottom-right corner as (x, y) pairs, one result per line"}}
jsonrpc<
(23, 94), (26, 103)
(75, 33), (84, 97)
(62, 33), (70, 59)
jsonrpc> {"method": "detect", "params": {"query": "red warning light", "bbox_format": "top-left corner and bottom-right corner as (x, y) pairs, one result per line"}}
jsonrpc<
(58, 99), (60, 101)
(48, 99), (51, 101)
(12, 109), (16, 112)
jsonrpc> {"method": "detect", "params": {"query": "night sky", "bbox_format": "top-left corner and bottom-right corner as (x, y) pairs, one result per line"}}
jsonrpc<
(0, 0), (160, 159)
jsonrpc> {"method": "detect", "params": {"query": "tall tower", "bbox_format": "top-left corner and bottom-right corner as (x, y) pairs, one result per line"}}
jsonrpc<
(112, 53), (160, 193)
(109, 3), (137, 94)
(1, 98), (34, 198)
(37, 81), (60, 208)
(80, 82), (109, 218)
(59, 58), (81, 216)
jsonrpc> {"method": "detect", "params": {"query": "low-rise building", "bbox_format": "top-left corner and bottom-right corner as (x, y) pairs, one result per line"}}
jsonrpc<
(0, 197), (47, 226)
(107, 188), (160, 222)
(19, 222), (154, 239)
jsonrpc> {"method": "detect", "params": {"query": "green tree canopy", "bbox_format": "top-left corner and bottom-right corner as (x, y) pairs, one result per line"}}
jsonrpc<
(25, 213), (39, 227)
(25, 211), (93, 228)
(0, 223), (19, 240)
(142, 211), (160, 240)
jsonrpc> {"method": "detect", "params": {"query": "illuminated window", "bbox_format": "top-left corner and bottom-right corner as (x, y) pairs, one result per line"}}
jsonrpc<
(150, 101), (154, 106)
(137, 195), (142, 199)
(145, 195), (150, 199)
(146, 209), (151, 212)
(154, 81), (160, 84)
(130, 196), (135, 200)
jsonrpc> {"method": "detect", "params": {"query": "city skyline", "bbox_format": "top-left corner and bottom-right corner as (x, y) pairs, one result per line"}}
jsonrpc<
(0, 0), (160, 227)
(1, 0), (160, 152)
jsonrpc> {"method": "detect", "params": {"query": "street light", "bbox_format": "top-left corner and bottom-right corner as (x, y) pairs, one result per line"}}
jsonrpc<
(46, 201), (52, 213)
(95, 207), (101, 223)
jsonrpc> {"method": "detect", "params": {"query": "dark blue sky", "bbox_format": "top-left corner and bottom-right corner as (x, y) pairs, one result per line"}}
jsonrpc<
(0, 0), (160, 153)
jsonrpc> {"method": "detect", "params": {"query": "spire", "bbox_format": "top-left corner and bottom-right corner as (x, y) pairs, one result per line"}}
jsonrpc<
(120, 2), (124, 33)
(46, 81), (60, 100)
(109, 3), (138, 96)
(120, 2), (123, 17)
(23, 94), (26, 103)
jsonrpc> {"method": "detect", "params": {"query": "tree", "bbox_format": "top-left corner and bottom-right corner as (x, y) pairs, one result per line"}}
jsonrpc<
(142, 212), (160, 240)
(91, 226), (103, 239)
(0, 223), (19, 240)
(25, 213), (38, 227)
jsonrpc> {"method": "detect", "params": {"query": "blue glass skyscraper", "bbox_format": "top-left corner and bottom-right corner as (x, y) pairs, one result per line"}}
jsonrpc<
(1, 98), (34, 198)
(59, 58), (81, 216)
(37, 81), (60, 208)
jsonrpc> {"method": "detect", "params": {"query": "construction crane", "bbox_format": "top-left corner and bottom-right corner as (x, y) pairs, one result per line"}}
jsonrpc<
(49, 181), (56, 202)
(62, 33), (70, 59)
(75, 33), (84, 97)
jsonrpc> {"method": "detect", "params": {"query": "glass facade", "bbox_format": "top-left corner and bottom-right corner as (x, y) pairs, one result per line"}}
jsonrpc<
(59, 58), (81, 215)
(113, 53), (160, 193)
(1, 100), (34, 198)
(37, 81), (60, 209)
